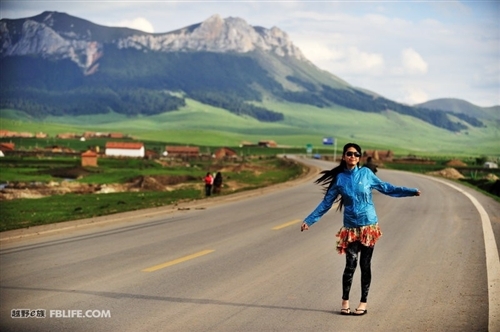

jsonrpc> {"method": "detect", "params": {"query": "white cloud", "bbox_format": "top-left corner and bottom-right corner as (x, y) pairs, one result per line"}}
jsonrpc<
(364, 13), (390, 26)
(343, 47), (385, 74)
(401, 48), (428, 74)
(296, 37), (343, 62)
(300, 42), (385, 76)
(112, 17), (155, 33)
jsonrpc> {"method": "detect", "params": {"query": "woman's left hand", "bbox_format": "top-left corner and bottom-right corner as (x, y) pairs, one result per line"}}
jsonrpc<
(301, 222), (309, 232)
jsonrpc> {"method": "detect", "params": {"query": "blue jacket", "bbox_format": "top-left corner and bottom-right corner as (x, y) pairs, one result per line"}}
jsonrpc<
(304, 166), (418, 228)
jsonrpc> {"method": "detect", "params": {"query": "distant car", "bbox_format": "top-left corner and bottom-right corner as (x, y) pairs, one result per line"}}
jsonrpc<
(313, 154), (321, 159)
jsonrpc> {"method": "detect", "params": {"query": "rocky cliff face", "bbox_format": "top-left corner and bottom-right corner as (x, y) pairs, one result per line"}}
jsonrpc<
(0, 12), (306, 73)
(117, 15), (306, 59)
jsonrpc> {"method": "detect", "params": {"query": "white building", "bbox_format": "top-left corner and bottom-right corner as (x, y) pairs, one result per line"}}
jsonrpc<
(105, 142), (145, 158)
(483, 161), (498, 169)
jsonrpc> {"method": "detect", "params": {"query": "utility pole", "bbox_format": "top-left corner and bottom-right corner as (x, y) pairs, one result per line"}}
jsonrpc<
(334, 138), (337, 163)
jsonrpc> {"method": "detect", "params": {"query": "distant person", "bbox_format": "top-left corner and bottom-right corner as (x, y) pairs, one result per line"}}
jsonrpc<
(213, 172), (223, 194)
(204, 172), (213, 196)
(300, 143), (420, 316)
(363, 156), (378, 174)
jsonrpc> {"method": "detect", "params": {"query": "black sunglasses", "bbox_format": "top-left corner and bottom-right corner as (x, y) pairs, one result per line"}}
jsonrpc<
(345, 151), (361, 157)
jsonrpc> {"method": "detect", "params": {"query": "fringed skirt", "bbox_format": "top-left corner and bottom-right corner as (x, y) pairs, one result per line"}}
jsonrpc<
(335, 224), (382, 254)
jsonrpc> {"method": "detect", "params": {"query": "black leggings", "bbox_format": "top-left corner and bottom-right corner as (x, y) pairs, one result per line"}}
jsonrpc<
(342, 241), (374, 303)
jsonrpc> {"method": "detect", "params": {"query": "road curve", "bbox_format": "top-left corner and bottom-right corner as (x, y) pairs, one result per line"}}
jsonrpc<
(1, 156), (499, 332)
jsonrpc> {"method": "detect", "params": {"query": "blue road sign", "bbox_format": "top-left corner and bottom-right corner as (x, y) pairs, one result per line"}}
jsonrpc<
(323, 137), (334, 145)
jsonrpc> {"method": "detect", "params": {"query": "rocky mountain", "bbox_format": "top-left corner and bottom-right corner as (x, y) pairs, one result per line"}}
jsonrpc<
(0, 11), (487, 132)
(1, 12), (307, 74)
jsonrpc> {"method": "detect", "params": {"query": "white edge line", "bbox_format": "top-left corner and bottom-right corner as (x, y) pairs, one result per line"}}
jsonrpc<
(420, 175), (500, 331)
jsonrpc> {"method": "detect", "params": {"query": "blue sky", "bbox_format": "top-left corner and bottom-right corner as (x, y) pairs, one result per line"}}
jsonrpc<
(1, 0), (499, 107)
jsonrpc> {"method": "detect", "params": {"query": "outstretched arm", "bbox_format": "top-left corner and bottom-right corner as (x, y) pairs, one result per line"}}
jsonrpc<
(300, 185), (338, 231)
(370, 172), (420, 197)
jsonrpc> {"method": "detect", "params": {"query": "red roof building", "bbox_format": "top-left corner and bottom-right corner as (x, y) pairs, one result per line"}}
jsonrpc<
(0, 142), (15, 151)
(105, 142), (145, 158)
(165, 146), (200, 157)
(81, 150), (98, 167)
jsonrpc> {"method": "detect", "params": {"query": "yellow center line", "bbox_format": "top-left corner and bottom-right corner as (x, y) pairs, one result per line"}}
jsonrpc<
(142, 249), (215, 272)
(272, 219), (302, 230)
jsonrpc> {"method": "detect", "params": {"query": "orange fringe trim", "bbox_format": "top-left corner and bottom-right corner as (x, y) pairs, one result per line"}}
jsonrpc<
(335, 224), (382, 255)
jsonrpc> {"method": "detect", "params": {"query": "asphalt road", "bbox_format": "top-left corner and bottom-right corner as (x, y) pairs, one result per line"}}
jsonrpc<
(1, 156), (499, 332)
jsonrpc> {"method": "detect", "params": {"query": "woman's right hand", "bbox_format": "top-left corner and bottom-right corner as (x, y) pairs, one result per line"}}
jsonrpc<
(301, 222), (309, 232)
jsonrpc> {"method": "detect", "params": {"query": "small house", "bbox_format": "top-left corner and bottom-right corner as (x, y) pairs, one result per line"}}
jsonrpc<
(105, 142), (145, 158)
(81, 150), (98, 167)
(165, 146), (200, 158)
(0, 142), (15, 151)
(109, 132), (124, 139)
(258, 140), (277, 148)
(484, 162), (498, 169)
(56, 133), (78, 139)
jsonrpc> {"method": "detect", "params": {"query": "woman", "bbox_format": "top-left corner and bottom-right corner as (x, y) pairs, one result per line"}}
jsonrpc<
(363, 156), (378, 174)
(213, 172), (223, 194)
(204, 172), (213, 197)
(300, 143), (421, 316)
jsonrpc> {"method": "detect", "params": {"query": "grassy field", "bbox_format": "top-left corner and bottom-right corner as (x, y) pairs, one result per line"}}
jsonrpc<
(383, 160), (500, 202)
(0, 155), (305, 231)
(1, 151), (498, 232)
(2, 96), (498, 233)
(2, 97), (499, 158)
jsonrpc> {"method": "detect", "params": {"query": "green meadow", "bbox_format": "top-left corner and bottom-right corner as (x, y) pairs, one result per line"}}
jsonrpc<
(0, 156), (305, 231)
(1, 97), (499, 158)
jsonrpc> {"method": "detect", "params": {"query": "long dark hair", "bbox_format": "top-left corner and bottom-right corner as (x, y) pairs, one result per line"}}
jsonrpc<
(314, 143), (362, 211)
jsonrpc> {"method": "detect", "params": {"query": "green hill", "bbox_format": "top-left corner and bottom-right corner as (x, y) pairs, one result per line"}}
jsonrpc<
(2, 98), (499, 157)
(416, 98), (500, 121)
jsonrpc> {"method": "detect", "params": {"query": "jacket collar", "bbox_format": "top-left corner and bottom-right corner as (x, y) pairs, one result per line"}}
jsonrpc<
(344, 165), (359, 174)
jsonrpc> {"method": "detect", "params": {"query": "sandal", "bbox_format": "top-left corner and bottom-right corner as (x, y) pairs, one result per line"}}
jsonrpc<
(340, 308), (351, 315)
(353, 308), (367, 316)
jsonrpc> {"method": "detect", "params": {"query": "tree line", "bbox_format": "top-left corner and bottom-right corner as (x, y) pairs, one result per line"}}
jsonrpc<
(188, 91), (284, 122)
(278, 82), (484, 132)
(0, 87), (185, 118)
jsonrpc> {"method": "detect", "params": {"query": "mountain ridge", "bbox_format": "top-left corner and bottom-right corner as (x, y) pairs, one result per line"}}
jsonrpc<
(416, 98), (500, 121)
(1, 11), (310, 72)
(0, 11), (495, 134)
